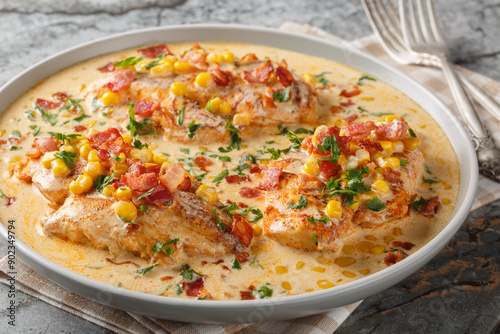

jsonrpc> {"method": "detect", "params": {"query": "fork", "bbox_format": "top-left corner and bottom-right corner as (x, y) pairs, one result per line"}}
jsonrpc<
(362, 0), (500, 122)
(363, 0), (500, 181)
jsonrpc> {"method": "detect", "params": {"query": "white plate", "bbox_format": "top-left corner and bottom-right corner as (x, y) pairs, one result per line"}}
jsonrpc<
(0, 24), (478, 323)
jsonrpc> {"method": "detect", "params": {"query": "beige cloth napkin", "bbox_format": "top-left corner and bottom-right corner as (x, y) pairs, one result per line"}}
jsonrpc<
(2, 22), (500, 334)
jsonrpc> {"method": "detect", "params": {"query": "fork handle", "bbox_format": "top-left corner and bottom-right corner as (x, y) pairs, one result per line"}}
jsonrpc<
(459, 74), (500, 121)
(438, 55), (486, 139)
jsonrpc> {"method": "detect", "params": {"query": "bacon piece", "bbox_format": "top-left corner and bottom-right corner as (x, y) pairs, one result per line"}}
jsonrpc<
(160, 276), (174, 281)
(231, 215), (253, 247)
(103, 70), (135, 92)
(159, 163), (190, 192)
(134, 100), (160, 118)
(392, 241), (415, 251)
(194, 156), (213, 170)
(301, 136), (313, 153)
(236, 252), (250, 263)
(52, 92), (69, 100)
(181, 276), (206, 297)
(275, 66), (294, 87)
(35, 98), (62, 110)
(145, 183), (174, 207)
(138, 44), (171, 58)
(240, 291), (255, 300)
(263, 95), (277, 109)
(374, 119), (410, 142)
(238, 53), (259, 65)
(105, 258), (139, 267)
(240, 187), (262, 198)
(208, 63), (232, 86)
(97, 148), (111, 161)
(89, 128), (122, 145)
(418, 196), (440, 218)
(384, 250), (406, 266)
(340, 86), (361, 98)
(383, 168), (403, 186)
(343, 121), (376, 138)
(345, 114), (359, 123)
(318, 160), (341, 179)
(98, 62), (115, 73)
(73, 125), (87, 132)
(225, 175), (251, 184)
(255, 167), (282, 190)
(34, 137), (59, 153)
(102, 138), (131, 157)
(182, 50), (209, 70)
(249, 165), (266, 174)
(356, 138), (383, 154)
(5, 196), (16, 206)
(340, 100), (354, 107)
(314, 126), (351, 156)
(127, 161), (161, 177)
(330, 106), (343, 114)
(122, 172), (158, 192)
(241, 60), (273, 84)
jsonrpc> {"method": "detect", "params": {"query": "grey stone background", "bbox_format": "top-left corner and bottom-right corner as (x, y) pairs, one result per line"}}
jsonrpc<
(1, 0), (499, 333)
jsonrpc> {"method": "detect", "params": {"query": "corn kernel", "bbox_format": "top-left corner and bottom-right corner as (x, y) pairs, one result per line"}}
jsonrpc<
(51, 159), (70, 177)
(365, 235), (377, 241)
(359, 190), (377, 203)
(102, 92), (121, 106)
(195, 72), (214, 88)
(371, 245), (386, 254)
(79, 144), (91, 160)
(113, 200), (137, 221)
(361, 97), (374, 101)
(281, 282), (292, 290)
(393, 227), (403, 236)
(69, 174), (93, 195)
(317, 280), (335, 289)
(356, 241), (374, 253)
(443, 182), (451, 189)
(442, 198), (451, 205)
(223, 52), (235, 63)
(84, 161), (105, 179)
(150, 62), (173, 75)
(160, 161), (173, 172)
(296, 262), (305, 270)
(384, 157), (400, 169)
(206, 53), (224, 64)
(403, 137), (421, 151)
(170, 82), (188, 97)
(9, 155), (22, 164)
(164, 55), (178, 63)
(112, 163), (128, 178)
(310, 267), (326, 272)
(275, 266), (288, 274)
(380, 141), (395, 156)
(195, 184), (218, 202)
(342, 245), (355, 255)
(130, 149), (154, 163)
(317, 256), (332, 265)
(325, 200), (342, 219)
(102, 185), (116, 197)
(305, 289), (314, 292)
(153, 154), (169, 164)
(302, 73), (318, 86)
(88, 150), (101, 162)
(122, 134), (133, 144)
(115, 186), (133, 200)
(313, 125), (328, 144)
(173, 61), (192, 72)
(219, 102), (232, 115)
(303, 161), (319, 175)
(371, 179), (390, 196)
(232, 114), (250, 126)
(359, 269), (371, 275)
(355, 149), (370, 164)
(42, 152), (57, 168)
(385, 115), (399, 122)
(384, 235), (394, 244)
(334, 257), (356, 267)
(393, 140), (404, 152)
(338, 154), (347, 167)
(253, 225), (263, 237)
(260, 160), (269, 165)
(342, 271), (356, 278)
(209, 97), (223, 112)
(69, 180), (84, 195)
(350, 142), (360, 154)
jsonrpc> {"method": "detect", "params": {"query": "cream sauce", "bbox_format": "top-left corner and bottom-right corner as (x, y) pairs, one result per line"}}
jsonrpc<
(0, 42), (460, 300)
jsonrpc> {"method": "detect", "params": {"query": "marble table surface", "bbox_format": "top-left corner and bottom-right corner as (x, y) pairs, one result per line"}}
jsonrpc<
(1, 0), (500, 333)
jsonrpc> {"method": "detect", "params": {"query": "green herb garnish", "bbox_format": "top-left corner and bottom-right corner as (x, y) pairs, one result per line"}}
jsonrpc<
(231, 258), (241, 270)
(54, 151), (77, 169)
(114, 56), (144, 68)
(177, 105), (186, 126)
(365, 197), (387, 212)
(356, 73), (376, 86)
(287, 195), (308, 209)
(137, 263), (158, 276)
(272, 86), (291, 102)
(151, 238), (179, 256)
(137, 187), (155, 200)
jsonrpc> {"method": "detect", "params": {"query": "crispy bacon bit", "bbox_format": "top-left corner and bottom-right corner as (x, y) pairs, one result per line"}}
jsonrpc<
(256, 167), (282, 190)
(159, 163), (190, 192)
(105, 258), (140, 267)
(182, 50), (209, 70)
(240, 291), (255, 300)
(374, 119), (410, 142)
(103, 70), (135, 92)
(35, 137), (59, 153)
(240, 187), (262, 198)
(241, 60), (273, 84)
(52, 92), (69, 100)
(73, 125), (87, 132)
(35, 98), (62, 110)
(237, 202), (248, 208)
(345, 114), (359, 123)
(314, 126), (351, 156)
(182, 276), (206, 297)
(340, 85), (362, 98)
(383, 168), (403, 186)
(392, 241), (415, 251)
(275, 66), (294, 87)
(160, 276), (174, 281)
(343, 121), (376, 138)
(330, 106), (343, 114)
(301, 136), (313, 153)
(231, 215), (253, 247)
(263, 95), (277, 109)
(318, 160), (342, 179)
(127, 161), (161, 176)
(236, 252), (250, 263)
(340, 100), (354, 107)
(89, 128), (122, 144)
(123, 172), (158, 192)
(125, 223), (141, 232)
(225, 175), (251, 184)
(208, 63), (232, 86)
(418, 196), (440, 218)
(97, 148), (111, 161)
(213, 259), (224, 265)
(138, 44), (171, 58)
(249, 165), (266, 174)
(384, 250), (406, 266)
(356, 138), (383, 154)
(134, 100), (160, 118)
(5, 197), (16, 206)
(194, 156), (213, 170)
(145, 183), (174, 208)
(98, 62), (115, 73)
(238, 53), (259, 65)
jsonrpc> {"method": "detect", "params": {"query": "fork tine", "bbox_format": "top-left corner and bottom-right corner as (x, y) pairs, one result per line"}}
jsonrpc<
(399, 0), (416, 46)
(426, 0), (446, 43)
(416, 0), (432, 41)
(408, 0), (424, 43)
(376, 0), (405, 46)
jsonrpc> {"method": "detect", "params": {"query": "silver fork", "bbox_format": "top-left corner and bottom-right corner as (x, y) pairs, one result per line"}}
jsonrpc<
(362, 0), (500, 122)
(363, 0), (500, 181)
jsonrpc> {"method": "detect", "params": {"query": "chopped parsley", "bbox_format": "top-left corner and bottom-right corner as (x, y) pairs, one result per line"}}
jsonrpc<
(239, 207), (263, 222)
(231, 258), (241, 270)
(37, 105), (58, 126)
(126, 103), (155, 138)
(187, 120), (204, 139)
(93, 173), (115, 193)
(212, 209), (226, 231)
(177, 105), (186, 126)
(399, 159), (408, 167)
(151, 238), (179, 256)
(253, 285), (273, 299)
(25, 110), (36, 121)
(356, 73), (376, 86)
(174, 284), (183, 295)
(180, 264), (203, 281)
(307, 216), (329, 225)
(10, 146), (22, 151)
(265, 146), (291, 160)
(11, 130), (21, 139)
(54, 151), (77, 169)
(114, 56), (144, 68)
(137, 187), (155, 200)
(74, 113), (91, 122)
(143, 51), (166, 69)
(49, 132), (81, 146)
(365, 197), (387, 212)
(218, 120), (241, 153)
(409, 128), (417, 137)
(139, 205), (148, 212)
(313, 232), (318, 246)
(59, 98), (84, 112)
(410, 197), (427, 211)
(213, 169), (229, 184)
(285, 131), (304, 150)
(423, 177), (437, 184)
(29, 125), (41, 137)
(137, 263), (158, 276)
(314, 72), (331, 86)
(209, 154), (231, 162)
(272, 86), (291, 102)
(180, 148), (190, 155)
(91, 97), (111, 113)
(316, 134), (341, 164)
(239, 153), (256, 164)
(357, 106), (369, 113)
(165, 199), (173, 207)
(232, 163), (251, 175)
(287, 195), (308, 209)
